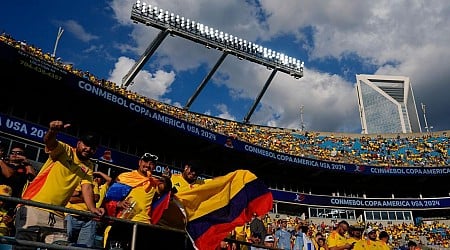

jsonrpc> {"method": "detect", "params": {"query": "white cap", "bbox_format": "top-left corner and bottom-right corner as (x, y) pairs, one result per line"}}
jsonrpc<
(264, 235), (275, 242)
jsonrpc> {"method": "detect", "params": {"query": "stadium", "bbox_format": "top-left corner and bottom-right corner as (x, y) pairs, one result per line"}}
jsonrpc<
(1, 2), (450, 250)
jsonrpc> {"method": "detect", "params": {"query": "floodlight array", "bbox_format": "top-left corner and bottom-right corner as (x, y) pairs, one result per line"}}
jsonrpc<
(132, 1), (304, 78)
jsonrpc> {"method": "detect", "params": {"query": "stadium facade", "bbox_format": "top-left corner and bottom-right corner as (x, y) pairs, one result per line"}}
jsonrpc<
(355, 74), (422, 134)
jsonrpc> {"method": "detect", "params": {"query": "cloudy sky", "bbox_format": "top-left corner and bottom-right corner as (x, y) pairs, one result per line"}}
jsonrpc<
(2, 0), (450, 133)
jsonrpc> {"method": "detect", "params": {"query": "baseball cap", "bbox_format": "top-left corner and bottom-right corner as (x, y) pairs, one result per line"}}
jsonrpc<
(365, 227), (377, 234)
(264, 235), (275, 242)
(79, 134), (100, 148)
(141, 153), (158, 162)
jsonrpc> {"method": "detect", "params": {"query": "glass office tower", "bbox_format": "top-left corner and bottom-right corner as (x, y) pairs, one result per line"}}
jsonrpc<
(355, 74), (422, 134)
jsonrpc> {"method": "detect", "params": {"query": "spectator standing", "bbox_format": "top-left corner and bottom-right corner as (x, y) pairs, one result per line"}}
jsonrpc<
(299, 225), (316, 250)
(170, 161), (206, 193)
(93, 171), (112, 208)
(378, 231), (390, 250)
(14, 120), (104, 250)
(353, 228), (379, 250)
(64, 179), (101, 247)
(92, 171), (112, 247)
(347, 225), (364, 246)
(104, 153), (171, 250)
(292, 223), (305, 250)
(64, 171), (110, 248)
(275, 219), (292, 250)
(0, 145), (36, 199)
(250, 212), (266, 244)
(327, 220), (353, 250)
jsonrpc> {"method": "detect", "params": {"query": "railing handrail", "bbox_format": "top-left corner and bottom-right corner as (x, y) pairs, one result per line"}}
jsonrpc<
(0, 195), (186, 234)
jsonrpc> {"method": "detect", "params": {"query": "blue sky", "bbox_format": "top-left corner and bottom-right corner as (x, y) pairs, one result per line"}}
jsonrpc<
(2, 0), (450, 133)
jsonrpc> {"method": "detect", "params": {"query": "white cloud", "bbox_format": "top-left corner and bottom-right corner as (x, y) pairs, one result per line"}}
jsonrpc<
(61, 20), (99, 43)
(108, 56), (176, 100)
(215, 104), (236, 121)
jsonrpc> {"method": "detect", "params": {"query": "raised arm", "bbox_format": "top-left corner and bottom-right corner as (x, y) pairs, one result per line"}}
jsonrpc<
(0, 158), (14, 178)
(44, 120), (71, 151)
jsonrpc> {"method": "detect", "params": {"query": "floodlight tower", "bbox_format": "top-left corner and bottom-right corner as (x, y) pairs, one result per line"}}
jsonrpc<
(126, 1), (304, 123)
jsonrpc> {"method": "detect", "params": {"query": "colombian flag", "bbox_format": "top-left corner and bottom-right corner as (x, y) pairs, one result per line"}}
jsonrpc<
(150, 191), (171, 224)
(175, 169), (273, 250)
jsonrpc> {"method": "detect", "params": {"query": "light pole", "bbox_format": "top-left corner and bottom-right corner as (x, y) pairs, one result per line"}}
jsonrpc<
(421, 103), (432, 133)
(300, 105), (305, 131)
(52, 27), (64, 58)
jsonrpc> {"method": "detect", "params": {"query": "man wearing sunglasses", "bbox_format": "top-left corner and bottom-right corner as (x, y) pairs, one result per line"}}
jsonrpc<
(104, 152), (171, 250)
(0, 146), (36, 199)
(353, 228), (379, 250)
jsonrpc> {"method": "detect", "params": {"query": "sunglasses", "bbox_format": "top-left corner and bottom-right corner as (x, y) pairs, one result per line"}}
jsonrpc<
(141, 153), (158, 162)
(10, 151), (24, 155)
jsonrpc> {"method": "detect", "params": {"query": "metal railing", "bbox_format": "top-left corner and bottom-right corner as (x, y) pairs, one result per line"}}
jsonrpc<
(0, 195), (280, 250)
(0, 195), (185, 250)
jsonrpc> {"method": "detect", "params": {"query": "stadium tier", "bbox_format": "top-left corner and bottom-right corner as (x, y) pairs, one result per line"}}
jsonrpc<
(2, 31), (450, 227)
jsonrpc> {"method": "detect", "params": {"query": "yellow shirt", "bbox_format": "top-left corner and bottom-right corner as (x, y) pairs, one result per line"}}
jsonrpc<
(353, 239), (381, 250)
(379, 241), (391, 250)
(347, 237), (361, 245)
(65, 182), (100, 214)
(22, 141), (94, 217)
(116, 170), (159, 223)
(96, 183), (109, 208)
(0, 208), (11, 236)
(327, 230), (348, 248)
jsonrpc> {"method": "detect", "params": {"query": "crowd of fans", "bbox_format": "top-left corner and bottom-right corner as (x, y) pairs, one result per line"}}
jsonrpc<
(1, 32), (449, 169)
(233, 214), (450, 250)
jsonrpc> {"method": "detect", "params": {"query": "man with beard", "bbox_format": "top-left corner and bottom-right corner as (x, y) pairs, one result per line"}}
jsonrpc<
(327, 220), (354, 250)
(104, 153), (171, 250)
(14, 120), (104, 250)
(353, 228), (379, 250)
(170, 161), (206, 193)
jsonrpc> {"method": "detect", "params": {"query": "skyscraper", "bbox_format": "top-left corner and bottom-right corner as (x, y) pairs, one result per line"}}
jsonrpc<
(355, 74), (422, 134)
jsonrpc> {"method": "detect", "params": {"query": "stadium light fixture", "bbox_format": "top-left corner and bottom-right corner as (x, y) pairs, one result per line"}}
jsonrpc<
(129, 1), (304, 79)
(126, 1), (305, 123)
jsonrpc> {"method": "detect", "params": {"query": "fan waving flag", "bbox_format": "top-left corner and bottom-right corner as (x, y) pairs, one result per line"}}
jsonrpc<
(175, 169), (273, 250)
